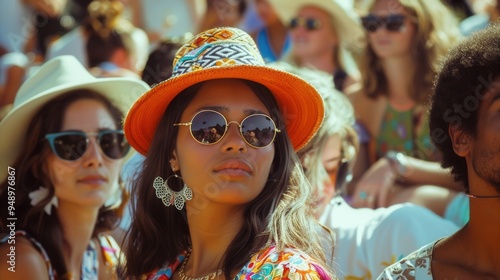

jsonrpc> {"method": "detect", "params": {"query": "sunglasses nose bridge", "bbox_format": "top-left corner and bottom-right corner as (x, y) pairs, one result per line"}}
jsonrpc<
(225, 120), (243, 137)
(83, 135), (104, 159)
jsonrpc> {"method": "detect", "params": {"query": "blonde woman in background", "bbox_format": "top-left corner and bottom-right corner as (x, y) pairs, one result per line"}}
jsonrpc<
(269, 0), (365, 93)
(348, 0), (468, 228)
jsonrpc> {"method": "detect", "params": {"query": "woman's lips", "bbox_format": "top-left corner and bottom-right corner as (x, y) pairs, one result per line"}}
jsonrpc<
(213, 159), (253, 177)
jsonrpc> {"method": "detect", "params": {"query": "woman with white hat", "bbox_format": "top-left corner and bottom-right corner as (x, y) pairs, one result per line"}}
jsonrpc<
(269, 0), (364, 93)
(120, 27), (334, 279)
(0, 55), (150, 279)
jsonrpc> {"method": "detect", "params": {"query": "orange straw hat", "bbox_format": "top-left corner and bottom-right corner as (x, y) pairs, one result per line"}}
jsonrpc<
(124, 27), (324, 154)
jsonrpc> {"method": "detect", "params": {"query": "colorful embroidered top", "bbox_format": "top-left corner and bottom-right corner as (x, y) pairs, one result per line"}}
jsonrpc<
(377, 240), (438, 280)
(376, 103), (437, 161)
(0, 230), (121, 280)
(144, 245), (331, 280)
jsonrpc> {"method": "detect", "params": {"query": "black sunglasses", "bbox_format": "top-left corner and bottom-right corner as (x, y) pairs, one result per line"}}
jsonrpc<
(45, 130), (130, 161)
(361, 14), (407, 33)
(174, 110), (281, 148)
(290, 17), (322, 31)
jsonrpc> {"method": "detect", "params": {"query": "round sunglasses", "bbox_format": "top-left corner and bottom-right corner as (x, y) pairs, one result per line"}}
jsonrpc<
(45, 130), (130, 161)
(290, 17), (322, 31)
(174, 110), (281, 148)
(361, 14), (407, 33)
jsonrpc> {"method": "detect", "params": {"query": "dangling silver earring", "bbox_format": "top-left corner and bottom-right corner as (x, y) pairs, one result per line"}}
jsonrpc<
(153, 170), (192, 210)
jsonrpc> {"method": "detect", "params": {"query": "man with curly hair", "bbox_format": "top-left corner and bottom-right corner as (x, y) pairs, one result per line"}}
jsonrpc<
(378, 23), (500, 279)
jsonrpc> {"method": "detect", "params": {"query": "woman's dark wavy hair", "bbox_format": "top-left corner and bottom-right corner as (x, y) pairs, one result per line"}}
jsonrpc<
(429, 24), (500, 191)
(121, 79), (305, 278)
(0, 89), (127, 277)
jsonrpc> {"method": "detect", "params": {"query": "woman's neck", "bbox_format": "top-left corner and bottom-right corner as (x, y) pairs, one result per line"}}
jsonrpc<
(299, 50), (338, 74)
(57, 202), (99, 278)
(266, 20), (288, 57)
(184, 205), (245, 276)
(381, 55), (415, 105)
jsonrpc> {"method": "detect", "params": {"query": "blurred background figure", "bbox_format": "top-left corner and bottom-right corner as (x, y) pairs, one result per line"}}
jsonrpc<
(460, 0), (500, 35)
(0, 0), (32, 121)
(250, 0), (291, 63)
(128, 0), (204, 44)
(348, 0), (467, 227)
(269, 0), (365, 93)
(271, 62), (458, 280)
(46, 0), (149, 78)
(22, 0), (78, 60)
(198, 0), (248, 32)
(140, 33), (192, 87)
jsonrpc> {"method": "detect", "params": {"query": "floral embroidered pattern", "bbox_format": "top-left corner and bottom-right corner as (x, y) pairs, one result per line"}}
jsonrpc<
(145, 246), (330, 280)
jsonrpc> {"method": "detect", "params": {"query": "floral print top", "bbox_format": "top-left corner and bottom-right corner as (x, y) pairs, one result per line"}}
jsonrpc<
(145, 245), (332, 280)
(377, 240), (438, 280)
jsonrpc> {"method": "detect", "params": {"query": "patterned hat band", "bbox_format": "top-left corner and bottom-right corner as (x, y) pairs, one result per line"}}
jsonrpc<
(171, 28), (265, 77)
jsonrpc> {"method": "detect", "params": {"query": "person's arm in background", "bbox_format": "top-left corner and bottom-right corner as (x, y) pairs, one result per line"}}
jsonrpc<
(396, 155), (463, 191)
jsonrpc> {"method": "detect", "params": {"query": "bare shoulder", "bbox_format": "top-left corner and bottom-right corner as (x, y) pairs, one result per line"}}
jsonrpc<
(0, 237), (50, 279)
(347, 89), (387, 134)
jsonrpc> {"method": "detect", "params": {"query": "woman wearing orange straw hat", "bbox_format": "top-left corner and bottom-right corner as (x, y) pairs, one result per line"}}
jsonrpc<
(120, 27), (335, 279)
(0, 55), (150, 279)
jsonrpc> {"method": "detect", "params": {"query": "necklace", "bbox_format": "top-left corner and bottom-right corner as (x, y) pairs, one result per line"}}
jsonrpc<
(178, 250), (223, 280)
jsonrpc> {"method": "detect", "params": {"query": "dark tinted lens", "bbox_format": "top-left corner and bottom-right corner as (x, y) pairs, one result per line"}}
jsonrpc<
(241, 115), (276, 147)
(190, 111), (226, 144)
(361, 16), (380, 32)
(100, 131), (129, 159)
(306, 18), (320, 30)
(53, 134), (87, 160)
(290, 18), (299, 29)
(386, 15), (405, 31)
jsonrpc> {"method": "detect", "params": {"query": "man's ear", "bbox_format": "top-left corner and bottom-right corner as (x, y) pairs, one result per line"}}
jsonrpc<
(449, 125), (470, 157)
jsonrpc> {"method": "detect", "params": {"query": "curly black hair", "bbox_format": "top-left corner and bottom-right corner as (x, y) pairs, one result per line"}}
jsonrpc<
(429, 23), (500, 191)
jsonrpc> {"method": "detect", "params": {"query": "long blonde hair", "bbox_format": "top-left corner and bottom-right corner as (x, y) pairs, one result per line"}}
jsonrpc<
(359, 0), (461, 103)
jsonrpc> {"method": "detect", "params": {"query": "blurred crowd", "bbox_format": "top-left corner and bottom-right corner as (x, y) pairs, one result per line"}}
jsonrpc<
(1, 0), (499, 279)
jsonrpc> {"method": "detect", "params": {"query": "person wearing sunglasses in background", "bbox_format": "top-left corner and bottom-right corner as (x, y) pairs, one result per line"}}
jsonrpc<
(271, 62), (458, 279)
(0, 55), (150, 279)
(119, 27), (335, 279)
(348, 0), (469, 228)
(269, 0), (364, 93)
(379, 23), (500, 280)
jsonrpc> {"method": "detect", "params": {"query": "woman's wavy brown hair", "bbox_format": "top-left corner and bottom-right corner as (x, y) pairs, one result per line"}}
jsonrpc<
(359, 0), (461, 104)
(0, 89), (127, 277)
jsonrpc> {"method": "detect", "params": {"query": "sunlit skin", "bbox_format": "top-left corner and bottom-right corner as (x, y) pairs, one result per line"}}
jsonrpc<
(368, 0), (417, 60)
(170, 79), (276, 277)
(46, 99), (122, 209)
(429, 78), (500, 279)
(172, 79), (275, 207)
(467, 77), (500, 194)
(290, 6), (338, 66)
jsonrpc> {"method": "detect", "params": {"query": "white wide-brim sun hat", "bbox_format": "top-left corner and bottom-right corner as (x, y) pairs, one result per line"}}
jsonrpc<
(268, 0), (365, 51)
(0, 55), (150, 182)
